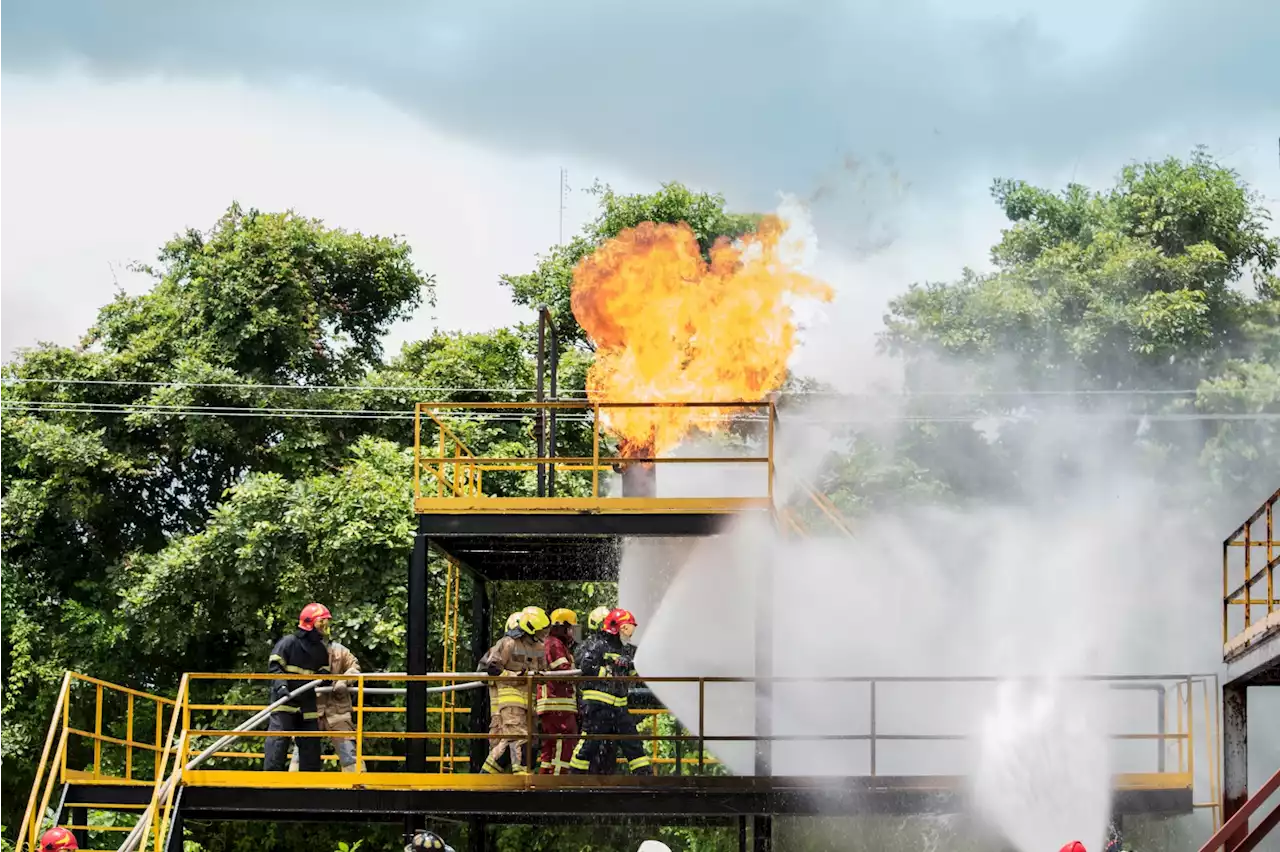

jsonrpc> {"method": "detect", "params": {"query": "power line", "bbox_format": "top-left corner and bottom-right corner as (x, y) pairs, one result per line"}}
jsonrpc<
(0, 377), (589, 396)
(3, 400), (1278, 424)
(4, 377), (1279, 398)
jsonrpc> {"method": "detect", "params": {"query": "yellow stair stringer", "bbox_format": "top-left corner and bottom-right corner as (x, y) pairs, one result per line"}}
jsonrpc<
(17, 672), (73, 852)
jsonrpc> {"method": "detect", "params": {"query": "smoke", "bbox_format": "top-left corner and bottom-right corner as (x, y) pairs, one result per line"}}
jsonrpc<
(621, 355), (1243, 849)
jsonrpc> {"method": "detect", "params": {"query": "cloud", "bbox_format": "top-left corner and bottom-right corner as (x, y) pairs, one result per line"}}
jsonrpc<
(4, 0), (1278, 225)
(0, 74), (650, 357)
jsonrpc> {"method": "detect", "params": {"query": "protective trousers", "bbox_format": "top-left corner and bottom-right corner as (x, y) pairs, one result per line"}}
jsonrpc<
(537, 711), (578, 774)
(289, 718), (361, 771)
(482, 706), (531, 774)
(264, 710), (321, 771)
(589, 735), (618, 774)
(569, 703), (652, 774)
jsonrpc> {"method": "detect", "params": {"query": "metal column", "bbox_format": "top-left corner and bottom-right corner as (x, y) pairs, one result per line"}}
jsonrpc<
(1223, 682), (1248, 848)
(68, 806), (88, 850)
(754, 555), (773, 777)
(407, 521), (430, 773)
(535, 305), (560, 498)
(752, 815), (773, 852)
(469, 573), (492, 774)
(467, 817), (488, 852)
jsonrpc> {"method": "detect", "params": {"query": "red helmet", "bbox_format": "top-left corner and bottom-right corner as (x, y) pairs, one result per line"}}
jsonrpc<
(1060, 843), (1086, 852)
(602, 608), (637, 635)
(299, 603), (332, 631)
(40, 828), (79, 851)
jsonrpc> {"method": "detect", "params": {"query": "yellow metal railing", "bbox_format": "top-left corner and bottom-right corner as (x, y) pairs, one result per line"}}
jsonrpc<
(1223, 487), (1280, 657)
(16, 673), (176, 852)
(1173, 674), (1223, 829)
(20, 671), (1219, 850)
(146, 673), (1207, 782)
(412, 401), (777, 512)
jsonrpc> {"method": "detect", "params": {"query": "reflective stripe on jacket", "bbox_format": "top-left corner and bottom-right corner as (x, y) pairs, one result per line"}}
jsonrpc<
(268, 628), (331, 714)
(485, 632), (546, 708)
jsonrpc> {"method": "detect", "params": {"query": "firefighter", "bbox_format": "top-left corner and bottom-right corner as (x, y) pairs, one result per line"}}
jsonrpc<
(406, 830), (456, 852)
(38, 828), (78, 851)
(481, 606), (549, 774)
(587, 606), (610, 635)
(291, 638), (363, 772)
(264, 603), (332, 771)
(578, 605), (617, 774)
(537, 608), (580, 774)
(569, 608), (652, 775)
(475, 612), (526, 774)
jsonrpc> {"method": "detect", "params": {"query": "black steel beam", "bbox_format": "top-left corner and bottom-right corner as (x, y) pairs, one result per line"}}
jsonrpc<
(419, 513), (739, 538)
(173, 779), (1192, 820)
(63, 785), (152, 807)
(406, 518), (430, 772)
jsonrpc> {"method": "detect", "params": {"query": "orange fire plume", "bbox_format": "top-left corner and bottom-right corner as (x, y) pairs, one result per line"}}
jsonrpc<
(571, 214), (834, 457)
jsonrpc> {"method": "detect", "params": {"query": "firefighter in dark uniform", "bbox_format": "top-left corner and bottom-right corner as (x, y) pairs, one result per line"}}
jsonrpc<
(263, 603), (332, 771)
(577, 606), (618, 774)
(568, 608), (652, 775)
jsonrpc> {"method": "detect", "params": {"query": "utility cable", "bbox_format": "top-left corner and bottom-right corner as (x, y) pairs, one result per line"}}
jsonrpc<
(3, 400), (1278, 424)
(6, 376), (1279, 398)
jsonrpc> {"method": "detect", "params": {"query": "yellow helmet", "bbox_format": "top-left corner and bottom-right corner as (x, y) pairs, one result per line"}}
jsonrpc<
(550, 608), (578, 626)
(587, 606), (611, 632)
(505, 612), (522, 631)
(519, 606), (551, 635)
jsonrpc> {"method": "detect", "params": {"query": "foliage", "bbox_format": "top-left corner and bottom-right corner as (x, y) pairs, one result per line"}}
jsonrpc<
(880, 147), (1280, 503)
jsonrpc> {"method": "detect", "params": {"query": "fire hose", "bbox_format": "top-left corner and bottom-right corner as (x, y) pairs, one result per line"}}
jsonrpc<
(115, 671), (580, 852)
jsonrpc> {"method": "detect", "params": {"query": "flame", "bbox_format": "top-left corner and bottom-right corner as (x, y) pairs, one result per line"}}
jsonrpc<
(571, 212), (833, 457)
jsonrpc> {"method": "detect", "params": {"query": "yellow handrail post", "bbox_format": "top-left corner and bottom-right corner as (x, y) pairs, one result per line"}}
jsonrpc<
(1268, 499), (1275, 619)
(413, 403), (422, 502)
(355, 675), (365, 772)
(127, 693), (135, 781)
(1186, 677), (1195, 785)
(767, 401), (776, 505)
(94, 683), (104, 779)
(1243, 521), (1252, 632)
(698, 679), (705, 773)
(525, 674), (535, 775)
(154, 700), (163, 782)
(1222, 539), (1230, 646)
(591, 404), (600, 498)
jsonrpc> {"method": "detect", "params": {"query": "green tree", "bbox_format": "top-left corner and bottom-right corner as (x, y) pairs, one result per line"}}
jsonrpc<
(879, 148), (1280, 502)
(1, 203), (433, 832)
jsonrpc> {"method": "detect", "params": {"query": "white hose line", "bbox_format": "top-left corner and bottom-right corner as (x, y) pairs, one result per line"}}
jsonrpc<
(116, 670), (581, 852)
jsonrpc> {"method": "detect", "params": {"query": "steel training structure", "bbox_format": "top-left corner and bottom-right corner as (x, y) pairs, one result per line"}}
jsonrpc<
(1213, 487), (1280, 851)
(16, 399), (1239, 852)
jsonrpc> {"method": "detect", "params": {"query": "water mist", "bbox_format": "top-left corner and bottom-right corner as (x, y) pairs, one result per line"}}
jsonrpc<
(622, 402), (1220, 850)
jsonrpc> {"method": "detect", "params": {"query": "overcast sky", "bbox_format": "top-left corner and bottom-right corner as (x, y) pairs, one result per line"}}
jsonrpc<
(3, 0), (1278, 384)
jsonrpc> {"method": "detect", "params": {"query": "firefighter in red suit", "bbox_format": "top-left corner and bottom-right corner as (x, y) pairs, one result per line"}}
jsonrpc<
(537, 608), (580, 774)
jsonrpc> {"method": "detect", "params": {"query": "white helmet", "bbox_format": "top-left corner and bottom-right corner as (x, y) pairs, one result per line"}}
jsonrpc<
(637, 842), (672, 852)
